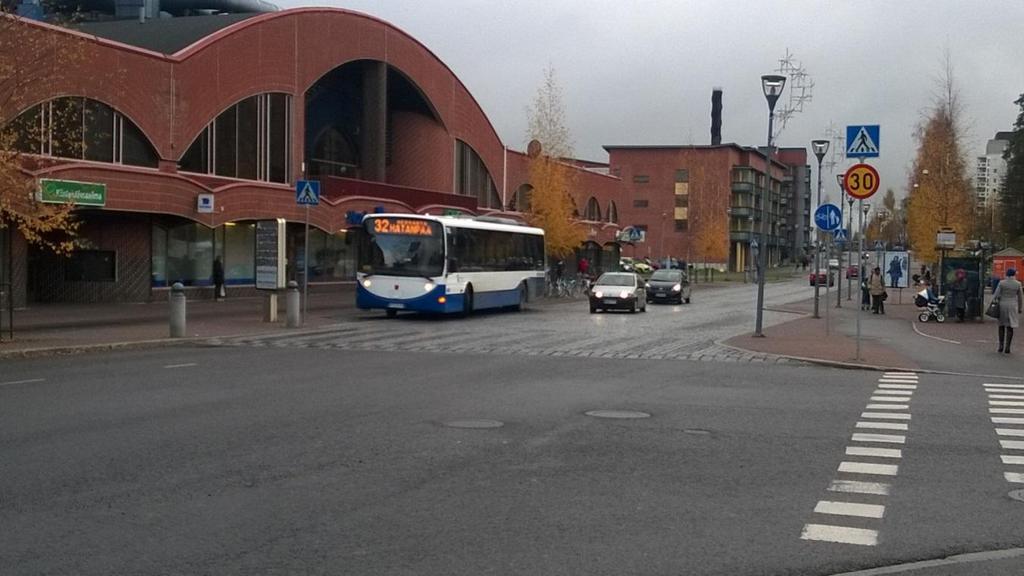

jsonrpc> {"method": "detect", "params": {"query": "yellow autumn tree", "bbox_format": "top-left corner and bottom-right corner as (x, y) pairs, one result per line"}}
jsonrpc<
(905, 57), (974, 263)
(0, 10), (82, 254)
(524, 66), (583, 257)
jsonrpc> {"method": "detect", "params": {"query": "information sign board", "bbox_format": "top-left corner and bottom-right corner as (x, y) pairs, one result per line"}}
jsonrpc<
(256, 219), (286, 290)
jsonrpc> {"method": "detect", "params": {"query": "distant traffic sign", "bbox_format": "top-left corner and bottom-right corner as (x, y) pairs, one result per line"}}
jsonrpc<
(814, 203), (843, 231)
(296, 180), (320, 205)
(843, 163), (880, 200)
(846, 125), (880, 158)
(874, 240), (886, 251)
(833, 228), (849, 242)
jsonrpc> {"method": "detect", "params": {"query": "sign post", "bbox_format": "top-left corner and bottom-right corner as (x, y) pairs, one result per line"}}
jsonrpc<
(296, 179), (321, 322)
(814, 204), (842, 320)
(844, 162), (881, 362)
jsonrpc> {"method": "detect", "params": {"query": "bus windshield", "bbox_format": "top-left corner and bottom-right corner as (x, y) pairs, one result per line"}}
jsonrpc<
(362, 217), (445, 278)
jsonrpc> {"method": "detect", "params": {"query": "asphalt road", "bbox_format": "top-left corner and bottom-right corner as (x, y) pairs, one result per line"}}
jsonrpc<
(2, 280), (1024, 575)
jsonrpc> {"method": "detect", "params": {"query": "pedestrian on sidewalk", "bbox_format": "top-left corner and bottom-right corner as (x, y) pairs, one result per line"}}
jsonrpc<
(861, 273), (871, 310)
(869, 266), (886, 314)
(213, 256), (226, 301)
(949, 268), (968, 322)
(994, 268), (1023, 354)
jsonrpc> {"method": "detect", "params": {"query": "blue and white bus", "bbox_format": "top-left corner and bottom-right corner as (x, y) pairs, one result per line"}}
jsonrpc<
(356, 214), (545, 316)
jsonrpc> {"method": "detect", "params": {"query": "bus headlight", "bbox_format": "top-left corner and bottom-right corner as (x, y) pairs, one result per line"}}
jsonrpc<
(424, 282), (435, 292)
(362, 279), (372, 288)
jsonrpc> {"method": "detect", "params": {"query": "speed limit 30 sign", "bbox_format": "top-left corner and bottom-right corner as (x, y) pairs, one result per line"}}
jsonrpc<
(843, 163), (880, 200)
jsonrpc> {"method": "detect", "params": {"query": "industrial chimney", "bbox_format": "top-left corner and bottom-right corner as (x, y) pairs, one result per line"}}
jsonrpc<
(711, 88), (723, 145)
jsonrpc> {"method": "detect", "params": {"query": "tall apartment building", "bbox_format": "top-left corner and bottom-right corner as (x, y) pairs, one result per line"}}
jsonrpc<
(976, 131), (1011, 207)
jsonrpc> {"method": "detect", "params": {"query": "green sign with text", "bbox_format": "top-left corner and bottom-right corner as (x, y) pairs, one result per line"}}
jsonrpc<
(39, 179), (106, 207)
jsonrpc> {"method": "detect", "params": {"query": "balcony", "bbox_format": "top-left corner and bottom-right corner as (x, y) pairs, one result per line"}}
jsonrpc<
(729, 206), (754, 218)
(730, 230), (754, 242)
(731, 181), (754, 193)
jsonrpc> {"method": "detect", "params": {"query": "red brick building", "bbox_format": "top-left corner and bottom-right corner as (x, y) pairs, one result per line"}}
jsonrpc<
(0, 8), (625, 305)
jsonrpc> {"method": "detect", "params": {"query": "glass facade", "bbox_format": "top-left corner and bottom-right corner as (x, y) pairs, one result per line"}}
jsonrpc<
(179, 93), (292, 183)
(455, 140), (500, 209)
(1, 97), (159, 168)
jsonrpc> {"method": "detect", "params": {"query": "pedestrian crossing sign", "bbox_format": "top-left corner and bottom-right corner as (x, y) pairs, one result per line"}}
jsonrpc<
(296, 180), (320, 205)
(846, 125), (880, 158)
(833, 228), (849, 242)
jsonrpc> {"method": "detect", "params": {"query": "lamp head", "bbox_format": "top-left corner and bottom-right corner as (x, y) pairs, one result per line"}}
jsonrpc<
(761, 75), (787, 112)
(811, 140), (830, 162)
(836, 174), (844, 189)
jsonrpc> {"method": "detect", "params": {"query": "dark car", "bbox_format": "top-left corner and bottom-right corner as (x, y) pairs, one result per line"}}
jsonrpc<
(645, 269), (691, 304)
(589, 272), (646, 313)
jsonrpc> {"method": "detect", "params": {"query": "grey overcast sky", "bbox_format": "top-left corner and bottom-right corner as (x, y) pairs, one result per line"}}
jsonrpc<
(279, 0), (1023, 205)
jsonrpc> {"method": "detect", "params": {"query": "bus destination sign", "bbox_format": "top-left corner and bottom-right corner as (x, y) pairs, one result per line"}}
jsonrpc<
(370, 217), (436, 236)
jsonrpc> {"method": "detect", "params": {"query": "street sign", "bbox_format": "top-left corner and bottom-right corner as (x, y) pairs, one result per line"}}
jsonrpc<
(843, 163), (880, 200)
(874, 240), (885, 251)
(814, 203), (843, 231)
(38, 179), (106, 207)
(296, 180), (320, 205)
(936, 229), (956, 249)
(616, 226), (646, 243)
(846, 125), (880, 158)
(256, 219), (286, 290)
(833, 228), (849, 242)
(197, 193), (214, 214)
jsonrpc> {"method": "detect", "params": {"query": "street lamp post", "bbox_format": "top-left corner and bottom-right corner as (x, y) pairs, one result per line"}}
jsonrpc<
(856, 201), (871, 361)
(810, 140), (829, 320)
(660, 211), (667, 266)
(755, 74), (786, 337)
(835, 174), (845, 307)
(846, 180), (855, 301)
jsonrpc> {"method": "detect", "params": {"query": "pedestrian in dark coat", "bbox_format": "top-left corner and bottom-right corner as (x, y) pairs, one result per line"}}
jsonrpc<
(949, 268), (968, 322)
(213, 256), (225, 300)
(994, 268), (1024, 353)
(868, 267), (886, 314)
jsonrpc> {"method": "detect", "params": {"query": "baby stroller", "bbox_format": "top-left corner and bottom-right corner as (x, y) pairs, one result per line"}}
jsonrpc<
(914, 289), (946, 323)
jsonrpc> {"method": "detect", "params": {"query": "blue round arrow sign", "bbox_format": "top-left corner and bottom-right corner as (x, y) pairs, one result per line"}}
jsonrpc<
(814, 204), (842, 232)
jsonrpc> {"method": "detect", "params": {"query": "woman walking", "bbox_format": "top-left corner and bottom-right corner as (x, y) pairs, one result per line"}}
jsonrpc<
(868, 266), (886, 314)
(949, 268), (968, 322)
(994, 268), (1024, 354)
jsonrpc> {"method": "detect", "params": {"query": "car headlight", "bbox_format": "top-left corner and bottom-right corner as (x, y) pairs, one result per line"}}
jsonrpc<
(594, 290), (603, 299)
(672, 283), (681, 292)
(619, 290), (630, 299)
(645, 282), (650, 288)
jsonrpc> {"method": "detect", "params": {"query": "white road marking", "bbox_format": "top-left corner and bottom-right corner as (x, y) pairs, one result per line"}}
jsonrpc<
(861, 412), (912, 421)
(996, 428), (1024, 437)
(838, 461), (899, 476)
(885, 372), (918, 377)
(870, 396), (912, 402)
(1000, 440), (1024, 450)
(878, 384), (917, 389)
(0, 378), (45, 387)
(984, 386), (1024, 392)
(866, 404), (910, 410)
(828, 480), (891, 496)
(1001, 455), (1024, 465)
(856, 421), (909, 431)
(985, 383), (1024, 389)
(991, 408), (1024, 415)
(164, 363), (198, 369)
(852, 433), (905, 444)
(912, 321), (961, 344)
(992, 417), (1024, 425)
(1005, 472), (1024, 483)
(846, 446), (902, 458)
(989, 394), (1024, 400)
(990, 401), (1024, 406)
(873, 390), (915, 396)
(878, 379), (918, 384)
(800, 524), (878, 546)
(814, 500), (886, 519)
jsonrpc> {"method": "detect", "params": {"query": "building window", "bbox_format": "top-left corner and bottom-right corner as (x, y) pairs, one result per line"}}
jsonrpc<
(674, 178), (689, 230)
(633, 199), (649, 208)
(179, 93), (292, 183)
(675, 169), (689, 182)
(454, 140), (500, 209)
(674, 220), (688, 232)
(606, 201), (618, 224)
(2, 97), (158, 168)
(633, 174), (650, 184)
(64, 250), (116, 282)
(509, 184), (532, 212)
(583, 197), (601, 221)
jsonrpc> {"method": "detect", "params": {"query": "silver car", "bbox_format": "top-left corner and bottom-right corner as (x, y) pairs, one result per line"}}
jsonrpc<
(589, 272), (647, 313)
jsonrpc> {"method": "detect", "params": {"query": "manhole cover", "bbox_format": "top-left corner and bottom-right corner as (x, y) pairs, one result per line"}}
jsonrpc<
(443, 419), (504, 429)
(1009, 489), (1024, 503)
(585, 410), (651, 419)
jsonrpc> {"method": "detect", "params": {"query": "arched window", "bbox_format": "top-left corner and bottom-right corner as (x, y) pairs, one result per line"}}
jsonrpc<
(583, 197), (601, 221)
(179, 93), (291, 183)
(509, 183), (532, 212)
(606, 200), (619, 224)
(2, 97), (158, 168)
(455, 140), (500, 209)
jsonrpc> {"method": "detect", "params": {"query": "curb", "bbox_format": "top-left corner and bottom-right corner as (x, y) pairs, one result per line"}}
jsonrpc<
(0, 323), (352, 360)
